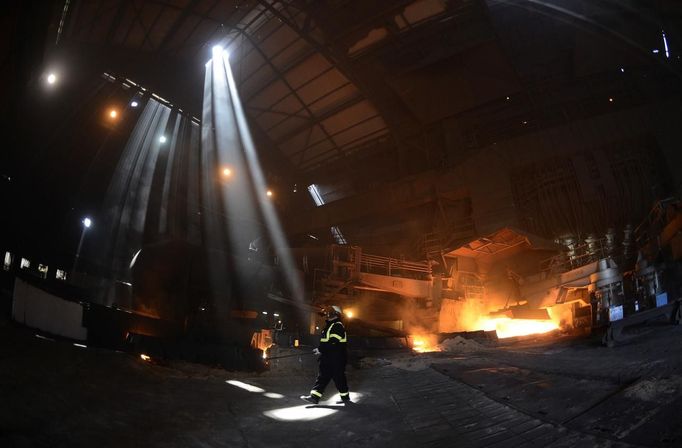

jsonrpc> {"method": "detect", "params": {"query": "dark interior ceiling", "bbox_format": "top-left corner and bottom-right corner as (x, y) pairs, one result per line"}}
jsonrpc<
(23, 0), (682, 175)
(2, 0), (681, 260)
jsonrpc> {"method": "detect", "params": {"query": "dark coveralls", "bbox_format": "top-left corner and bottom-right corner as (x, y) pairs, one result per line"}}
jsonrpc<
(309, 317), (349, 400)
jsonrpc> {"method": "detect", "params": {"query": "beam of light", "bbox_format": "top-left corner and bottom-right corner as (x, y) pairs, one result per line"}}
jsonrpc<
(158, 114), (181, 234)
(202, 50), (268, 320)
(100, 99), (172, 291)
(73, 343), (87, 348)
(200, 58), (232, 313)
(92, 93), (201, 314)
(221, 53), (306, 310)
(226, 380), (265, 393)
(82, 217), (92, 228)
(262, 393), (363, 421)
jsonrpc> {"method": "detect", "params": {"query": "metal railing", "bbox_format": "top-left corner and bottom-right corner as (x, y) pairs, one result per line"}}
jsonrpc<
(360, 253), (432, 277)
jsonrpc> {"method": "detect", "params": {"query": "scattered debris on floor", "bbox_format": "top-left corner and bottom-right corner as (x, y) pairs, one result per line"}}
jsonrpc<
(439, 336), (486, 352)
(624, 375), (682, 403)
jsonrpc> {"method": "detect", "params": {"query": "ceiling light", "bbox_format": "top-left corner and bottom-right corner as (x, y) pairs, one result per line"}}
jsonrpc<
(130, 101), (139, 107)
(47, 73), (57, 84)
(212, 45), (224, 58)
(159, 136), (167, 143)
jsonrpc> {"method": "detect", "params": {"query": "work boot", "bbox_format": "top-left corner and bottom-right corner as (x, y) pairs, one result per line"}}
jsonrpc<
(338, 394), (351, 404)
(300, 395), (319, 404)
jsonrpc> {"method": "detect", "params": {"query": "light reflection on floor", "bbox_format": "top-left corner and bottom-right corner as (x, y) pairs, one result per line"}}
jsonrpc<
(226, 380), (283, 399)
(263, 392), (285, 399)
(263, 393), (364, 422)
(226, 379), (363, 421)
(226, 380), (265, 393)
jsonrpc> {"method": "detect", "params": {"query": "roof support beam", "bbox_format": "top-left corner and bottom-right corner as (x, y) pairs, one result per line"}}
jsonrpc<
(256, 0), (420, 176)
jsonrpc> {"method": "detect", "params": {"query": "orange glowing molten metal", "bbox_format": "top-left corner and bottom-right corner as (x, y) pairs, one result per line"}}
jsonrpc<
(410, 334), (441, 353)
(479, 317), (559, 339)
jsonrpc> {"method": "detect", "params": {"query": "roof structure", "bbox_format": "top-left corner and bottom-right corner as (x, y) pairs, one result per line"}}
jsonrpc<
(52, 0), (461, 172)
(28, 0), (680, 180)
(3, 0), (682, 261)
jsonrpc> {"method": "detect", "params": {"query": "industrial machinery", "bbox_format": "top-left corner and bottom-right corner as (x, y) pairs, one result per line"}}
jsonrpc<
(307, 196), (682, 346)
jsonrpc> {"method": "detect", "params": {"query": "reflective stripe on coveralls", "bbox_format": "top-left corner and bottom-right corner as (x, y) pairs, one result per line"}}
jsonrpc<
(319, 321), (347, 343)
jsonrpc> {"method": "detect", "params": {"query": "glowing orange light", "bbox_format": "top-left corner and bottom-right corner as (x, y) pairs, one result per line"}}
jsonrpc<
(410, 334), (441, 353)
(266, 190), (273, 197)
(222, 167), (232, 177)
(345, 310), (354, 318)
(478, 317), (558, 339)
(109, 109), (118, 119)
(140, 354), (151, 361)
(262, 350), (268, 359)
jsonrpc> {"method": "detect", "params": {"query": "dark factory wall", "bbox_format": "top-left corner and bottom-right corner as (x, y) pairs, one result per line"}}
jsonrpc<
(448, 98), (682, 239)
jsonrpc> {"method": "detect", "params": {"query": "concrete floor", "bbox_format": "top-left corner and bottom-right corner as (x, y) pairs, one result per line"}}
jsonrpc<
(2, 318), (682, 448)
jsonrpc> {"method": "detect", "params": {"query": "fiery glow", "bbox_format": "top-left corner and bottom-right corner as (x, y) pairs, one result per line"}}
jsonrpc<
(410, 334), (441, 353)
(478, 317), (558, 339)
(262, 349), (268, 359)
(345, 310), (354, 318)
(140, 354), (151, 361)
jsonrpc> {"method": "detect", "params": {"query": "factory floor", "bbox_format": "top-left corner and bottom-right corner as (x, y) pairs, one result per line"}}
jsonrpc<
(2, 319), (682, 448)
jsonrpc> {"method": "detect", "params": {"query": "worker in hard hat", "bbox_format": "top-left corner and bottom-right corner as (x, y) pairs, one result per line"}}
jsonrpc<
(300, 305), (350, 404)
